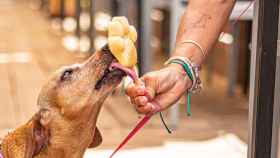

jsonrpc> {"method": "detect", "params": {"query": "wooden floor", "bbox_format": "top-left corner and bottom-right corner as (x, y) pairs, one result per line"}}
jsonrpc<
(0, 0), (249, 150)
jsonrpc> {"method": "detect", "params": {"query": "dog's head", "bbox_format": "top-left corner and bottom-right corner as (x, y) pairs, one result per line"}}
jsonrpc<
(35, 46), (128, 152)
(39, 46), (126, 118)
(1, 46), (128, 157)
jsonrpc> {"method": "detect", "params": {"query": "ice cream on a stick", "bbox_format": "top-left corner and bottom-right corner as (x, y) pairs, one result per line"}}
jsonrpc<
(107, 17), (138, 68)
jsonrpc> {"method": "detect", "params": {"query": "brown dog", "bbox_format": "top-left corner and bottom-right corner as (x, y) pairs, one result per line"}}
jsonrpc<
(0, 46), (127, 158)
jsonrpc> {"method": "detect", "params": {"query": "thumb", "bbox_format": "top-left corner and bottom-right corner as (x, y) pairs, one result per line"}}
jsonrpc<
(141, 74), (158, 101)
(150, 80), (187, 111)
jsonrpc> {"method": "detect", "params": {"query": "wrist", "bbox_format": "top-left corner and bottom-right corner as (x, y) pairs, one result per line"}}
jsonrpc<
(165, 56), (203, 93)
(166, 63), (192, 89)
(172, 42), (205, 66)
(166, 63), (186, 76)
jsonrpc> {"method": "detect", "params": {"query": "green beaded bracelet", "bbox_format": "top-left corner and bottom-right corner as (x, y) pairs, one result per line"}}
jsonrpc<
(167, 59), (194, 116)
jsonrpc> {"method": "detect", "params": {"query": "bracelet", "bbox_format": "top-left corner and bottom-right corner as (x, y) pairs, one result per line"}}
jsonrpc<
(179, 40), (206, 58)
(165, 57), (203, 116)
(165, 59), (192, 116)
(168, 59), (194, 81)
(165, 56), (202, 93)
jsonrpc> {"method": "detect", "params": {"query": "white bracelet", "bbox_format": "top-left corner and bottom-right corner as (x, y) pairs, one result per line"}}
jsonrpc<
(179, 40), (206, 58)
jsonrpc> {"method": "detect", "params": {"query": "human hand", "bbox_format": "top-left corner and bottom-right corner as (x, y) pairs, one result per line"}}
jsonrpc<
(125, 64), (192, 114)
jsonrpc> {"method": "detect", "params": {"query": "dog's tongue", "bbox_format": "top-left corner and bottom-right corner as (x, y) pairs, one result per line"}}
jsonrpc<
(108, 17), (138, 81)
(110, 62), (137, 81)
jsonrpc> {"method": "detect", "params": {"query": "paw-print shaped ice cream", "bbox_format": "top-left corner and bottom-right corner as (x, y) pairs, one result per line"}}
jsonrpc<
(108, 17), (137, 68)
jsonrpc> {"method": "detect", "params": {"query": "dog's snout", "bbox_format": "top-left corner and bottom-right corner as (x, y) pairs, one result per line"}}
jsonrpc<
(100, 45), (115, 62)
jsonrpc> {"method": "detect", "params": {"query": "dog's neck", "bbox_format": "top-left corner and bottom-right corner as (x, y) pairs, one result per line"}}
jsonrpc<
(36, 120), (96, 158)
(35, 105), (101, 158)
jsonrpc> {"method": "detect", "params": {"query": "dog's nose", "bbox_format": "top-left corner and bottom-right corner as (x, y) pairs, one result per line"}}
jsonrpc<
(100, 45), (113, 56)
(101, 44), (110, 52)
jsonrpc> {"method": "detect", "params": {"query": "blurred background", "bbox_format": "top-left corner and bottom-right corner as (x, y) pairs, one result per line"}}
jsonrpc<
(0, 0), (255, 157)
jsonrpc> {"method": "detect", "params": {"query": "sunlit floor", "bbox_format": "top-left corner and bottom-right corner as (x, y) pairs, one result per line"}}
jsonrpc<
(85, 134), (247, 158)
(0, 1), (248, 158)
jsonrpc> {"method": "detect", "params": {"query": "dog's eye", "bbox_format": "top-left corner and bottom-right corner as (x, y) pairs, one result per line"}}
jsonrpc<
(60, 69), (73, 81)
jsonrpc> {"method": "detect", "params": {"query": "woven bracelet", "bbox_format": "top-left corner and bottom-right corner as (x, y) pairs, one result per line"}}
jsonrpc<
(166, 59), (194, 116)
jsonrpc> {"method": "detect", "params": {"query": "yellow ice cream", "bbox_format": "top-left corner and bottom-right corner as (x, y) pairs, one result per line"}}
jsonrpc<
(107, 16), (137, 68)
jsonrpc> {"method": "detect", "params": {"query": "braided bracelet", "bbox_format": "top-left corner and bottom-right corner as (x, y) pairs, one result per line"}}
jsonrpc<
(165, 59), (193, 116)
(165, 57), (203, 116)
(165, 56), (202, 93)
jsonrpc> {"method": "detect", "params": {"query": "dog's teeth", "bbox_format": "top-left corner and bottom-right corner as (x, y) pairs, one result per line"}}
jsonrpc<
(109, 66), (113, 71)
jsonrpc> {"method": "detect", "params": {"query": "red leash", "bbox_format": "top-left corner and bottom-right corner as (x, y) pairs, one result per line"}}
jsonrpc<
(108, 114), (153, 158)
(109, 88), (160, 158)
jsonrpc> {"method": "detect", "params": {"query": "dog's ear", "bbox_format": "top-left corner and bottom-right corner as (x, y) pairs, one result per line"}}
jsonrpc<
(88, 127), (102, 148)
(31, 109), (51, 156)
(1, 110), (50, 158)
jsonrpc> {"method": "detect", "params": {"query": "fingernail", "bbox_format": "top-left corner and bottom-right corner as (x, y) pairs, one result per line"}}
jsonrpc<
(151, 102), (160, 112)
(146, 104), (157, 116)
(150, 104), (156, 112)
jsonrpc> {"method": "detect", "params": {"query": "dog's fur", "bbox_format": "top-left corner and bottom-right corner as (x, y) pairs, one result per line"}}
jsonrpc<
(0, 46), (125, 158)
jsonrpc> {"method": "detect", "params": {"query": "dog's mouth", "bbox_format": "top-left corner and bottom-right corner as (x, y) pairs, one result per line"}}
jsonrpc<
(94, 48), (137, 90)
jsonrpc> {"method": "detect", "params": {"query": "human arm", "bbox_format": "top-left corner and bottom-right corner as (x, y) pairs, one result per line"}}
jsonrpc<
(126, 0), (236, 114)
